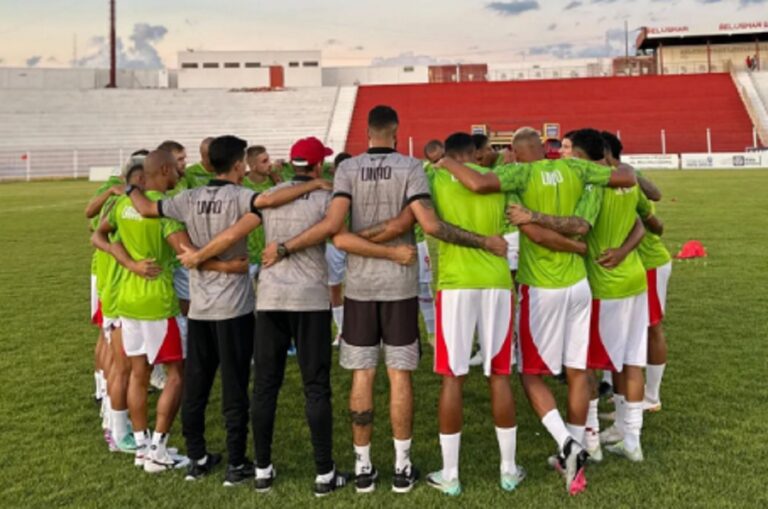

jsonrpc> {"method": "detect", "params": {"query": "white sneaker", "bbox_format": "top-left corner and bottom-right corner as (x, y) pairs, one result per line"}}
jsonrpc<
(332, 335), (341, 348)
(585, 430), (603, 462)
(643, 399), (662, 412)
(150, 365), (166, 391)
(599, 424), (624, 445)
(606, 441), (644, 462)
(469, 352), (483, 367)
(144, 445), (191, 473)
(598, 410), (616, 421)
(134, 444), (148, 467)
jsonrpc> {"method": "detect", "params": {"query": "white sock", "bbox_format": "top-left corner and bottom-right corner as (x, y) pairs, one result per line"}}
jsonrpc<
(587, 398), (600, 432)
(495, 426), (518, 476)
(315, 467), (335, 484)
(354, 444), (372, 475)
(111, 409), (129, 441)
(332, 306), (343, 335)
(541, 409), (570, 451)
(394, 437), (412, 472)
(94, 371), (102, 398)
(613, 394), (627, 435)
(151, 431), (168, 452)
(623, 401), (644, 451)
(644, 363), (666, 404)
(566, 423), (585, 447)
(256, 464), (273, 479)
(99, 370), (108, 398)
(602, 370), (613, 385)
(439, 432), (461, 481)
(133, 429), (149, 449)
(101, 394), (112, 430)
(418, 283), (435, 334)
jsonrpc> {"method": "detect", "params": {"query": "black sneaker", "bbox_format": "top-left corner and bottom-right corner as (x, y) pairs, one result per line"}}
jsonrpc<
(599, 381), (614, 399)
(254, 466), (276, 493)
(223, 461), (255, 487)
(392, 465), (420, 493)
(185, 452), (222, 481)
(314, 469), (352, 498)
(561, 438), (589, 496)
(355, 466), (378, 493)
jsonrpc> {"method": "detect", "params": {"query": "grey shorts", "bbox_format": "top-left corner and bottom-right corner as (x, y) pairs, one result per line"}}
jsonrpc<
(325, 244), (346, 286)
(339, 298), (420, 371)
(173, 266), (190, 301)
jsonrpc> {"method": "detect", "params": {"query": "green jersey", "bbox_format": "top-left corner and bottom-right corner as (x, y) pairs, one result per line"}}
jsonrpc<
(109, 192), (185, 320)
(493, 158), (612, 289)
(585, 186), (647, 299)
(89, 177), (123, 274)
(183, 162), (215, 189)
(635, 192), (671, 270)
(242, 176), (273, 265)
(431, 163), (512, 290)
(414, 161), (438, 243)
(99, 231), (124, 319)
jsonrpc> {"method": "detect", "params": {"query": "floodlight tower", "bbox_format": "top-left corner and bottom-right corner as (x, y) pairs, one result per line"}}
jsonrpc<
(108, 0), (116, 88)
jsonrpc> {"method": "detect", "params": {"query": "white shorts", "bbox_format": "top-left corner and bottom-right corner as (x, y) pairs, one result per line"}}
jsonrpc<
(90, 275), (99, 321)
(417, 241), (433, 283)
(326, 243), (347, 286)
(435, 289), (514, 377)
(517, 278), (592, 375)
(173, 266), (190, 301)
(102, 316), (121, 344)
(587, 293), (649, 371)
(504, 232), (520, 271)
(647, 262), (672, 326)
(121, 316), (186, 365)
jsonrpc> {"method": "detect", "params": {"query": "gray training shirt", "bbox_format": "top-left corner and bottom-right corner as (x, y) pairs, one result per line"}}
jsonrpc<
(333, 148), (431, 302)
(257, 177), (331, 312)
(159, 180), (257, 321)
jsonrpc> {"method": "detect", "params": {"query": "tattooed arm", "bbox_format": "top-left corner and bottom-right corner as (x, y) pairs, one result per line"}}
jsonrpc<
(507, 204), (591, 236)
(409, 197), (507, 257)
(356, 207), (417, 244)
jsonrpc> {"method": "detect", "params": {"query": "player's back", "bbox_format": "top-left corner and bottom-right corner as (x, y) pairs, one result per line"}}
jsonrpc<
(333, 149), (430, 301)
(432, 164), (511, 290)
(586, 186), (647, 300)
(517, 159), (591, 289)
(161, 182), (256, 320)
(257, 179), (331, 311)
(112, 193), (180, 320)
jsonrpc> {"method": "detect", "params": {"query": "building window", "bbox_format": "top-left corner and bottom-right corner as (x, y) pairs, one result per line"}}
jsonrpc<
(224, 62), (240, 68)
(245, 62), (262, 68)
(202, 62), (219, 69)
(289, 62), (300, 68)
(403, 66), (415, 72)
(302, 61), (319, 67)
(181, 63), (198, 69)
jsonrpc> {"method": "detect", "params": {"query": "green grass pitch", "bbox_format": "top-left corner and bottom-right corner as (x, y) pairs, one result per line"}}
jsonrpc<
(0, 171), (766, 508)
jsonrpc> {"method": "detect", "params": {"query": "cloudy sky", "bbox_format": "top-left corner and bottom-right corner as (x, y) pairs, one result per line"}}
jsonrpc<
(0, 0), (763, 68)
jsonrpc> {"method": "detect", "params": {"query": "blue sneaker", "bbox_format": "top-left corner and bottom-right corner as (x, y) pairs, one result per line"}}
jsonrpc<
(114, 433), (137, 454)
(426, 471), (461, 496)
(500, 466), (526, 492)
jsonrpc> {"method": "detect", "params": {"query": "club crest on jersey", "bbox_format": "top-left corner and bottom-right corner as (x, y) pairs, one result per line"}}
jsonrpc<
(121, 206), (144, 221)
(541, 170), (563, 186)
(360, 165), (392, 182)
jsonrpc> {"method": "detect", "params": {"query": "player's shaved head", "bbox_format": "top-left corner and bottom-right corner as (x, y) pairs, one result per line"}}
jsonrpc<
(512, 127), (545, 163)
(444, 132), (476, 162)
(143, 149), (175, 178)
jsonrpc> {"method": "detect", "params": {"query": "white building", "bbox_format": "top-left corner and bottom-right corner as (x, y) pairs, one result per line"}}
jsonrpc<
(177, 50), (322, 89)
(322, 65), (430, 86)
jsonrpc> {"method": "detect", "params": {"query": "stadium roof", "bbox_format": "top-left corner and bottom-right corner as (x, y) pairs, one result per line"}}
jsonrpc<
(637, 21), (768, 50)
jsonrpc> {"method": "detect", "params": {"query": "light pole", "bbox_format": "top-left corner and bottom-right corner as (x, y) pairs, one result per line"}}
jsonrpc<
(108, 0), (116, 88)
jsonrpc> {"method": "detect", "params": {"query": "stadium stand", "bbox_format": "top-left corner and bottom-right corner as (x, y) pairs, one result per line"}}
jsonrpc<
(345, 74), (757, 155)
(0, 87), (355, 179)
(732, 71), (768, 147)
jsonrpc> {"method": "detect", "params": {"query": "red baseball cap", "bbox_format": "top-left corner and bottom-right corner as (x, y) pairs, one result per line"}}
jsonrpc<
(290, 137), (333, 166)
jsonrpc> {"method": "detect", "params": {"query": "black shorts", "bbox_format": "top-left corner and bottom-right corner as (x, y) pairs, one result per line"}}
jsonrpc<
(340, 297), (420, 371)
